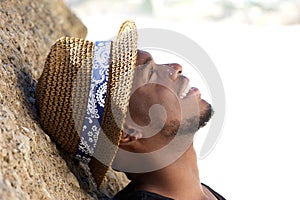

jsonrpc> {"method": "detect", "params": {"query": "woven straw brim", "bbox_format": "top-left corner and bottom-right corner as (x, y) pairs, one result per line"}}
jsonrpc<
(36, 20), (137, 188)
(36, 37), (93, 154)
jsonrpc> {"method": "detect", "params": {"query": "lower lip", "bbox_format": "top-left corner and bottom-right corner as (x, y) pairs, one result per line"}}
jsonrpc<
(184, 87), (201, 98)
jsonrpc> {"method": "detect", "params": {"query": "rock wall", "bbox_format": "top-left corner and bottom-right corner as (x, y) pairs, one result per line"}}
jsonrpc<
(0, 0), (128, 199)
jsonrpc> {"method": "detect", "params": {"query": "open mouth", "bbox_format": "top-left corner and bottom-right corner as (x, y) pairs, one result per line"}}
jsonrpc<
(180, 83), (191, 99)
(180, 85), (201, 100)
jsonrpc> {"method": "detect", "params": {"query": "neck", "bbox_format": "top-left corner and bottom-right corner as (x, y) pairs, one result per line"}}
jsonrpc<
(128, 145), (214, 200)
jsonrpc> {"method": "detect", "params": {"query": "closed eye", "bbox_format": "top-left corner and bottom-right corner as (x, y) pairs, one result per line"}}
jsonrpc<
(139, 57), (154, 81)
(143, 57), (152, 65)
(139, 57), (152, 71)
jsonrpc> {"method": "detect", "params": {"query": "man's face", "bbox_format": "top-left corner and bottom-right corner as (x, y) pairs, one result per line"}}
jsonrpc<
(124, 50), (213, 152)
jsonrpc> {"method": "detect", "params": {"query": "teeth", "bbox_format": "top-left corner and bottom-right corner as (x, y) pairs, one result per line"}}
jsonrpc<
(180, 84), (191, 99)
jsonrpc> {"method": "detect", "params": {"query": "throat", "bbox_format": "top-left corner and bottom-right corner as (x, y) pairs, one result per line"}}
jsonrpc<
(131, 146), (212, 199)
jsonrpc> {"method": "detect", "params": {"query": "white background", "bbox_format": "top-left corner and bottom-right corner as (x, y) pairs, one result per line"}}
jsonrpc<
(66, 1), (300, 199)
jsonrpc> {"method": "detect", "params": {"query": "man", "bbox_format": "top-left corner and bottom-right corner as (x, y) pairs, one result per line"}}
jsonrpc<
(111, 50), (225, 200)
(36, 20), (225, 200)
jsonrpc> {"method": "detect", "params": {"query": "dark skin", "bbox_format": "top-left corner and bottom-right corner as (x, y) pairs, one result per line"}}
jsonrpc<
(117, 50), (215, 200)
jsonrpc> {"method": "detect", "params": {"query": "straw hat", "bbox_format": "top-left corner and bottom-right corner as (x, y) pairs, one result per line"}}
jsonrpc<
(36, 20), (137, 187)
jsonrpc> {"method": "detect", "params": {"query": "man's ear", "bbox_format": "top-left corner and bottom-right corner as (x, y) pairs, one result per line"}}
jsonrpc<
(119, 126), (143, 146)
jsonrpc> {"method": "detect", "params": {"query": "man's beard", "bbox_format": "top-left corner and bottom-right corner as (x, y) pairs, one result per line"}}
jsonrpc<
(162, 102), (214, 137)
(198, 102), (214, 129)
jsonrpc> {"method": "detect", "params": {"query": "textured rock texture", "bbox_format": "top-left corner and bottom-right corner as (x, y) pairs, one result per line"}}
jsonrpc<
(0, 0), (128, 199)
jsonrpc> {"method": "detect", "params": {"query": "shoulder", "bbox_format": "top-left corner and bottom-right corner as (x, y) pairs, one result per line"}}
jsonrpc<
(114, 182), (226, 200)
(113, 182), (173, 200)
(202, 183), (226, 200)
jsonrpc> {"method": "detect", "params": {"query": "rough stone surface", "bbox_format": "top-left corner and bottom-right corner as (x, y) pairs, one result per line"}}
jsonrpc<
(0, 0), (129, 199)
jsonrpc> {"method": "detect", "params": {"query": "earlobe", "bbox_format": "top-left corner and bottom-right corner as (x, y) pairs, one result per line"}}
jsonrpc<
(120, 131), (131, 144)
(119, 127), (143, 145)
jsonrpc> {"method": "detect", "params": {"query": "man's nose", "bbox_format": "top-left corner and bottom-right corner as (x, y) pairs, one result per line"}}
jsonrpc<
(165, 63), (182, 80)
(136, 50), (153, 66)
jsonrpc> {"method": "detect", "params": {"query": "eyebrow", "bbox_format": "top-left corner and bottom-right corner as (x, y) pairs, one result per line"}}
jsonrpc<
(143, 57), (152, 65)
(138, 57), (153, 71)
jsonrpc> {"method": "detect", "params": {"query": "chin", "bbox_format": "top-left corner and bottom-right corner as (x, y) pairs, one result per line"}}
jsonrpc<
(198, 99), (214, 128)
(176, 100), (213, 135)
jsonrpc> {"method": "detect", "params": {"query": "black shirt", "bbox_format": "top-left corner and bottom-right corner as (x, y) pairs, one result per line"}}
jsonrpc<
(112, 182), (226, 200)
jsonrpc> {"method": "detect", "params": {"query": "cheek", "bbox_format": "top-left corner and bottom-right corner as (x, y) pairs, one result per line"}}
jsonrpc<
(128, 85), (182, 125)
(128, 90), (151, 126)
(180, 96), (201, 119)
(155, 87), (182, 120)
